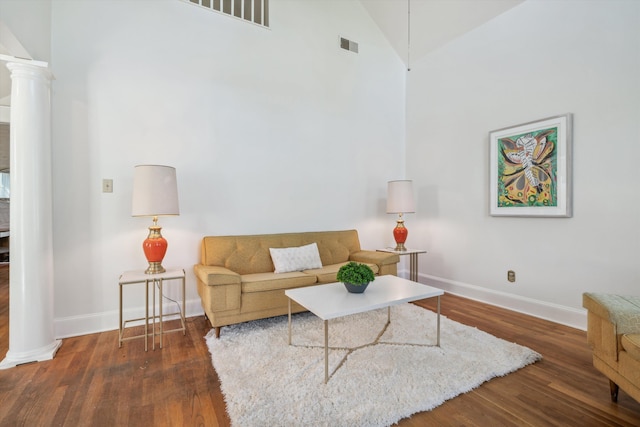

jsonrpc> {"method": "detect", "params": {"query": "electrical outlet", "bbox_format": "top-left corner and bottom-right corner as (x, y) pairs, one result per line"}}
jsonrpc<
(102, 179), (113, 193)
(507, 270), (516, 282)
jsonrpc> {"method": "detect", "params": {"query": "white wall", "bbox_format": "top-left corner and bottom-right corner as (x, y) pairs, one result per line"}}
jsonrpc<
(8, 0), (633, 338)
(48, 0), (406, 337)
(406, 0), (640, 329)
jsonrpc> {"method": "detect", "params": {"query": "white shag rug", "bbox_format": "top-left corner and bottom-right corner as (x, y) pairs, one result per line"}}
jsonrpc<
(206, 303), (541, 427)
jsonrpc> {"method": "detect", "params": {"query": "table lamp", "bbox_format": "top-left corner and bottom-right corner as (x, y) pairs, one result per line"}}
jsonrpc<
(386, 180), (415, 251)
(132, 165), (180, 274)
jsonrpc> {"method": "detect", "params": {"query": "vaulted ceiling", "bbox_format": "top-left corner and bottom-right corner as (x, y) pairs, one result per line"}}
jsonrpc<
(359, 0), (524, 68)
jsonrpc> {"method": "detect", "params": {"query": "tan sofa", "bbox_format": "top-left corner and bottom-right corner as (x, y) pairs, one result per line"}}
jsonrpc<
(194, 229), (399, 337)
(583, 292), (640, 403)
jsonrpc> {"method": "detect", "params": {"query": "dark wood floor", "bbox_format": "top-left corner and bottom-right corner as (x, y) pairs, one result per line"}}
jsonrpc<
(1, 267), (639, 426)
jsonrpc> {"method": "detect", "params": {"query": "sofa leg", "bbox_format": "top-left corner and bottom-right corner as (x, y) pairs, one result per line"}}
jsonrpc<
(610, 380), (619, 402)
(215, 326), (221, 339)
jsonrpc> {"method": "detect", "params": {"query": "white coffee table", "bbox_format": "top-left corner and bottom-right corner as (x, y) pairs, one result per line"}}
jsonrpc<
(286, 275), (444, 383)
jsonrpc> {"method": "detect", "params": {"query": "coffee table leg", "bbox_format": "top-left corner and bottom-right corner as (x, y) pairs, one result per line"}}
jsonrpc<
(324, 320), (328, 384)
(288, 298), (292, 345)
(437, 295), (441, 347)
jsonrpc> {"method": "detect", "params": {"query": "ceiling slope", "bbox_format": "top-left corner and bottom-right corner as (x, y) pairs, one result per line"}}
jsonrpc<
(360, 0), (525, 68)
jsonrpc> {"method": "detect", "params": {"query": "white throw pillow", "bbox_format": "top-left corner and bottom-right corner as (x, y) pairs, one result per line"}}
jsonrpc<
(269, 243), (323, 274)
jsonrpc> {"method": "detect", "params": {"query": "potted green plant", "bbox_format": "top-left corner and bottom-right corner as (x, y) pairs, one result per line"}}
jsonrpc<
(337, 262), (375, 293)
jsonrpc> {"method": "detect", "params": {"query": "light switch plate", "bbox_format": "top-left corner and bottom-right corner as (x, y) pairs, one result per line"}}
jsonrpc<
(102, 179), (113, 193)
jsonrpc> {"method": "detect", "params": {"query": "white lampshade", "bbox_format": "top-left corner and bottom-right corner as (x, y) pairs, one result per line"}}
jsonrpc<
(386, 180), (415, 214)
(132, 165), (180, 217)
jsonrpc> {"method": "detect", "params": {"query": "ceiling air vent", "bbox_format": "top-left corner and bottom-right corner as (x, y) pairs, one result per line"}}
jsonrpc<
(340, 37), (359, 53)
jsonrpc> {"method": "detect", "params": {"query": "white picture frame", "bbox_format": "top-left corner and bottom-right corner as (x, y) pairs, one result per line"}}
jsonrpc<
(489, 114), (573, 217)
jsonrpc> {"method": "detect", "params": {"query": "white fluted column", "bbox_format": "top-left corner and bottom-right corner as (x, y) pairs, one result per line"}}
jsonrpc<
(0, 61), (61, 369)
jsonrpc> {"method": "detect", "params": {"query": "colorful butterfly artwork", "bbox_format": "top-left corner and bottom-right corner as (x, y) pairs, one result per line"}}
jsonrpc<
(497, 127), (558, 207)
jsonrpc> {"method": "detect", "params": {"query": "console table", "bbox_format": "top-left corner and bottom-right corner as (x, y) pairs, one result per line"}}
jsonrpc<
(377, 248), (426, 282)
(118, 268), (186, 351)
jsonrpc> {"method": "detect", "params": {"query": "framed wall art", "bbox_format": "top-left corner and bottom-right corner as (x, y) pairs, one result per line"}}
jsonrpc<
(489, 114), (572, 217)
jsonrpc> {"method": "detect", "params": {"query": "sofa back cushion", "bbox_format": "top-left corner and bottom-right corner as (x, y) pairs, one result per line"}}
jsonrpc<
(201, 230), (362, 275)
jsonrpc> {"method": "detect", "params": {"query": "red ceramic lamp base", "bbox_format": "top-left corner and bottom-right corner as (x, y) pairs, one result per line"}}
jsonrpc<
(143, 225), (167, 274)
(393, 219), (408, 252)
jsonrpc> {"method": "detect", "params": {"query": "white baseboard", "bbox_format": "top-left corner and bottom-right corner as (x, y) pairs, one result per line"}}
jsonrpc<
(54, 273), (587, 338)
(54, 298), (205, 339)
(398, 270), (587, 331)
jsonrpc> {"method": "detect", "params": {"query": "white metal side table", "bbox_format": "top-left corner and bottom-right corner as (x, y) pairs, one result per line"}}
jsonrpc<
(118, 268), (186, 351)
(377, 248), (426, 282)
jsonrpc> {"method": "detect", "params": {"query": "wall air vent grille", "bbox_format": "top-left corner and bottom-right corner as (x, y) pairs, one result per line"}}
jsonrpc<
(187, 0), (269, 28)
(340, 37), (358, 53)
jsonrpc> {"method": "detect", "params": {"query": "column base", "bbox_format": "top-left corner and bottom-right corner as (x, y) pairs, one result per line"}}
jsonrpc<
(0, 339), (62, 369)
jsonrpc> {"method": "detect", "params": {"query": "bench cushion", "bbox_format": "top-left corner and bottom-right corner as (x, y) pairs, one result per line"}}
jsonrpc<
(583, 293), (640, 334)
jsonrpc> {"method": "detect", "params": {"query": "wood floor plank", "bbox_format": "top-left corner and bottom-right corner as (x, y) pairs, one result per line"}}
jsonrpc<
(1, 272), (639, 426)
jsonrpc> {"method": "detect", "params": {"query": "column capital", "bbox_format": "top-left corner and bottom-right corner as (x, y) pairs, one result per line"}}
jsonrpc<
(6, 61), (54, 82)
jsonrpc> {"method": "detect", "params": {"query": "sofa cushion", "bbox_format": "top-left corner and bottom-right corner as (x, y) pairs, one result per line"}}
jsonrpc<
(269, 243), (322, 273)
(304, 262), (379, 284)
(622, 334), (640, 362)
(241, 271), (317, 293)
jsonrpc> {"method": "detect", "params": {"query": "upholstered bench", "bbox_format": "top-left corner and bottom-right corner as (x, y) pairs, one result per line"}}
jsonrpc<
(583, 292), (640, 403)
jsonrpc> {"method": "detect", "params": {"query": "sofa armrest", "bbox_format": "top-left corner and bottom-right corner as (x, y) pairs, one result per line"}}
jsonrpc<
(194, 264), (242, 313)
(350, 250), (400, 267)
(194, 264), (241, 286)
